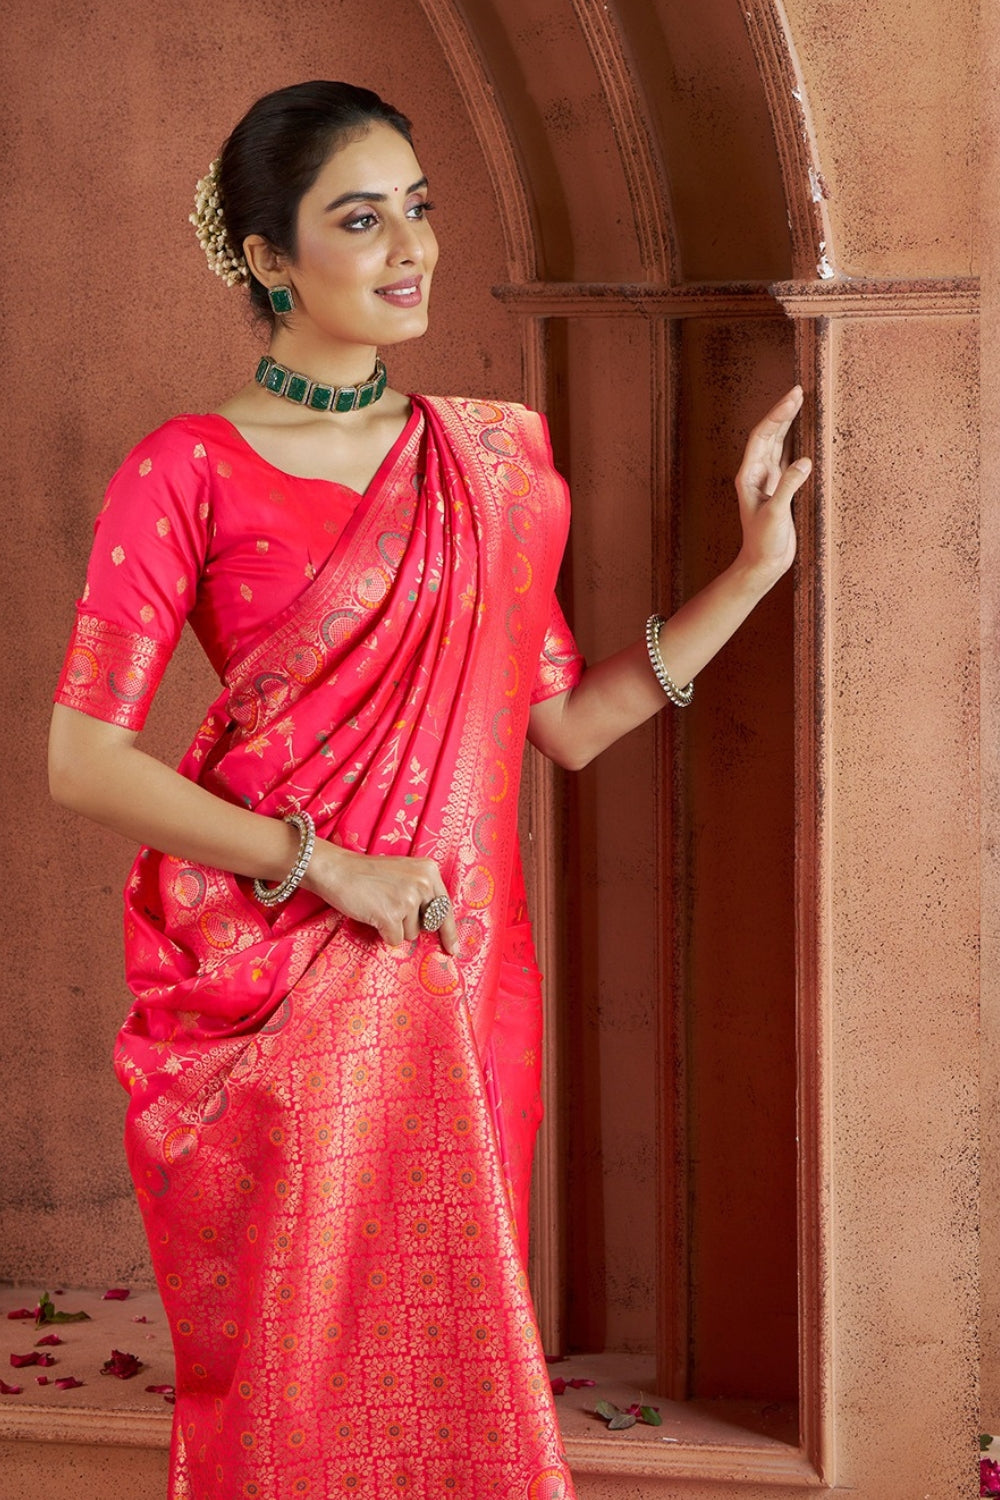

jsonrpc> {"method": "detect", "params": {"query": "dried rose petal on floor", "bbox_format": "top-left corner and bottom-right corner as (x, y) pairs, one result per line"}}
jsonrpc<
(10, 1353), (41, 1368)
(145, 1384), (175, 1396)
(549, 1377), (567, 1394)
(35, 1334), (62, 1346)
(54, 1377), (83, 1391)
(102, 1288), (131, 1301)
(6, 1308), (35, 1321)
(101, 1349), (143, 1379)
(0, 1381), (23, 1395)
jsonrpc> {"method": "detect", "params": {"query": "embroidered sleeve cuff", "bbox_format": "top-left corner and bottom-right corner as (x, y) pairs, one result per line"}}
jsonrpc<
(530, 636), (585, 704)
(54, 613), (172, 730)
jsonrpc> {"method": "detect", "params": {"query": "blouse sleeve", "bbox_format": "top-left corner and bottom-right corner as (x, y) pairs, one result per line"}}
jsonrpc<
(530, 593), (585, 704)
(53, 419), (212, 730)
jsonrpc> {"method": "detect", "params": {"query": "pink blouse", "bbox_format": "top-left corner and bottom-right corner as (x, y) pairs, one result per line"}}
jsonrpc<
(55, 407), (584, 731)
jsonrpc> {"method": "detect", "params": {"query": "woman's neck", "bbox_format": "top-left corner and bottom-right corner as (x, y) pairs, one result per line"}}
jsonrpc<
(265, 332), (379, 387)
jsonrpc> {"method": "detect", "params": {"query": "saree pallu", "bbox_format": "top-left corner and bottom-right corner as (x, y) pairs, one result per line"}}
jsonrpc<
(114, 397), (578, 1500)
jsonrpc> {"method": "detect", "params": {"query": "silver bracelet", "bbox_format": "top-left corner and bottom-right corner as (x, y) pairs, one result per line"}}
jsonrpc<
(253, 811), (316, 906)
(645, 614), (694, 708)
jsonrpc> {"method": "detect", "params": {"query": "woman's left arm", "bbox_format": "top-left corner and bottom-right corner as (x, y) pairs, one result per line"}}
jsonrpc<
(527, 386), (812, 772)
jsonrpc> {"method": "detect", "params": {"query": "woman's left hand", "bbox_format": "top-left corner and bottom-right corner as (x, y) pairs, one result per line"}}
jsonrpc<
(735, 385), (811, 584)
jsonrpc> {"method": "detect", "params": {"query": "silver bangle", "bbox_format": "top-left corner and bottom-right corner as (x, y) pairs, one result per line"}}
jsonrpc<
(253, 811), (316, 906)
(645, 614), (694, 708)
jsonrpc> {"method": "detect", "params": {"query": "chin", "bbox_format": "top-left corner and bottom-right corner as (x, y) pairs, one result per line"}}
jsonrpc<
(379, 312), (431, 347)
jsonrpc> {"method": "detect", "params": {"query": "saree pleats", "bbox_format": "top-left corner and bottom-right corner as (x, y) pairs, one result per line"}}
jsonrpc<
(114, 398), (577, 1499)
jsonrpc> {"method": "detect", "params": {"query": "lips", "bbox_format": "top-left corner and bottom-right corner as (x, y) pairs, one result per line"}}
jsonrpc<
(375, 275), (423, 307)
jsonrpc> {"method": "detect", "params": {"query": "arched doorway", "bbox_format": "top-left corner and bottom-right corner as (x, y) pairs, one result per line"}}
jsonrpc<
(2, 1), (978, 1496)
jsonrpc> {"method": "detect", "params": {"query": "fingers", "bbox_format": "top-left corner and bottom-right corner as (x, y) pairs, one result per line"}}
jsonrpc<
(382, 914), (407, 948)
(739, 385), (803, 476)
(379, 859), (457, 956)
(770, 455), (812, 507)
(400, 908), (423, 944)
(736, 387), (812, 510)
(308, 843), (461, 954)
(438, 909), (460, 956)
(418, 879), (459, 956)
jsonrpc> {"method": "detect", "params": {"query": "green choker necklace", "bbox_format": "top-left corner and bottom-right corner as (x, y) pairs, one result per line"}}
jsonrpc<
(255, 354), (388, 414)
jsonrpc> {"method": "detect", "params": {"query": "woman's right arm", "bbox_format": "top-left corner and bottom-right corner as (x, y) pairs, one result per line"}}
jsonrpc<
(48, 703), (458, 952)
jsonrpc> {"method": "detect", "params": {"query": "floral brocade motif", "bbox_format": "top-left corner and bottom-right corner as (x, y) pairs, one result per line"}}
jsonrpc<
(150, 933), (570, 1499)
(115, 397), (578, 1499)
(55, 613), (172, 730)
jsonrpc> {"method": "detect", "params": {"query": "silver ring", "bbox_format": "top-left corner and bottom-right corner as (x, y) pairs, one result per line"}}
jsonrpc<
(420, 895), (452, 933)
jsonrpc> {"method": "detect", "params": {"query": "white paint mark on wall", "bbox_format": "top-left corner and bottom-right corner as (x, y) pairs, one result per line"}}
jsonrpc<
(809, 165), (831, 203)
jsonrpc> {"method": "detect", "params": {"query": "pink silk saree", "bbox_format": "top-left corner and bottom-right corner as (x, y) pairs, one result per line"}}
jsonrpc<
(111, 396), (578, 1499)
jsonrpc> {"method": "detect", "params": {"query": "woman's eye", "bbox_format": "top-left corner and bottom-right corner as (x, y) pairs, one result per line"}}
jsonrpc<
(342, 201), (435, 232)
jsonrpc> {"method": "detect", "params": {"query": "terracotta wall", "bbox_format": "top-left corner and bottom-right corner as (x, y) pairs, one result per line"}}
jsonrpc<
(0, 1), (984, 1498)
(982, 0), (999, 1430)
(780, 5), (980, 1492)
(783, 0), (976, 279)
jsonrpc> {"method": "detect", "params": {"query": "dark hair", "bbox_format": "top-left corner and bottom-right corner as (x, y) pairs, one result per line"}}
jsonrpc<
(218, 81), (414, 323)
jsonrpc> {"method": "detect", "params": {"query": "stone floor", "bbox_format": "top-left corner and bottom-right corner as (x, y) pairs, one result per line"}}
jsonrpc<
(0, 1285), (174, 1424)
(0, 1283), (799, 1459)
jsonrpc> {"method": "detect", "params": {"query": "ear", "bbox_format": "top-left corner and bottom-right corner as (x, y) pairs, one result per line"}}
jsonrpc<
(242, 233), (290, 288)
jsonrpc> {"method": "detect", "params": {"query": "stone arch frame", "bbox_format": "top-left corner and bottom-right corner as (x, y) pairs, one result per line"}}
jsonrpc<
(414, 0), (838, 1486)
(0, 1), (976, 1493)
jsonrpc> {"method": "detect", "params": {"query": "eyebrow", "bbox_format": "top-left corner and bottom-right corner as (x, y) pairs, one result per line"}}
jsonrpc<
(324, 177), (429, 213)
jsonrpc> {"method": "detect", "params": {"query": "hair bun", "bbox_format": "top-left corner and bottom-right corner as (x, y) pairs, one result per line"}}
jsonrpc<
(189, 158), (249, 287)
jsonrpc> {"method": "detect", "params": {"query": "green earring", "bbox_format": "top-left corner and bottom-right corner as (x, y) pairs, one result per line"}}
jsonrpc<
(267, 285), (295, 315)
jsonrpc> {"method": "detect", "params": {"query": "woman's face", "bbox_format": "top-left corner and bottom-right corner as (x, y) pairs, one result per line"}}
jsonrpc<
(281, 121), (438, 353)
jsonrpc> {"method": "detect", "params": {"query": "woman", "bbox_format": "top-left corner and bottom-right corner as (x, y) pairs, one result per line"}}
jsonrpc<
(49, 81), (810, 1500)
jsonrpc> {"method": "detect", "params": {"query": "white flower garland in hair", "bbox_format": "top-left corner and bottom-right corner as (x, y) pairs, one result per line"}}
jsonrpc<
(189, 159), (249, 287)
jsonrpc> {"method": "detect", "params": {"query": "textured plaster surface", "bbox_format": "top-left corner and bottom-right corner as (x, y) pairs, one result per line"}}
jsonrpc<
(458, 0), (651, 281)
(981, 0), (999, 1430)
(0, 1444), (168, 1500)
(827, 316), (979, 1493)
(782, 0), (978, 278)
(619, 0), (794, 280)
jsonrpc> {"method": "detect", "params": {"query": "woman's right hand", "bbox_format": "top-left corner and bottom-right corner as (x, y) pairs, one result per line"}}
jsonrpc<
(303, 838), (459, 955)
(49, 706), (459, 956)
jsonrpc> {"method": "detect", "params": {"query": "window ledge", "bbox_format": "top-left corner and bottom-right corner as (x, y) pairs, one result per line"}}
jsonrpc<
(0, 1285), (173, 1449)
(553, 1353), (822, 1487)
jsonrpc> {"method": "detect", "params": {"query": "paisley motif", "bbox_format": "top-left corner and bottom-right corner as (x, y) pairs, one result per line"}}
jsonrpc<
(320, 608), (359, 649)
(107, 664), (149, 703)
(65, 645), (100, 686)
(173, 867), (207, 910)
(198, 909), (238, 950)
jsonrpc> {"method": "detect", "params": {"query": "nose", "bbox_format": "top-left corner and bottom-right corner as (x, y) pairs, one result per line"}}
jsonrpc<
(387, 216), (427, 268)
